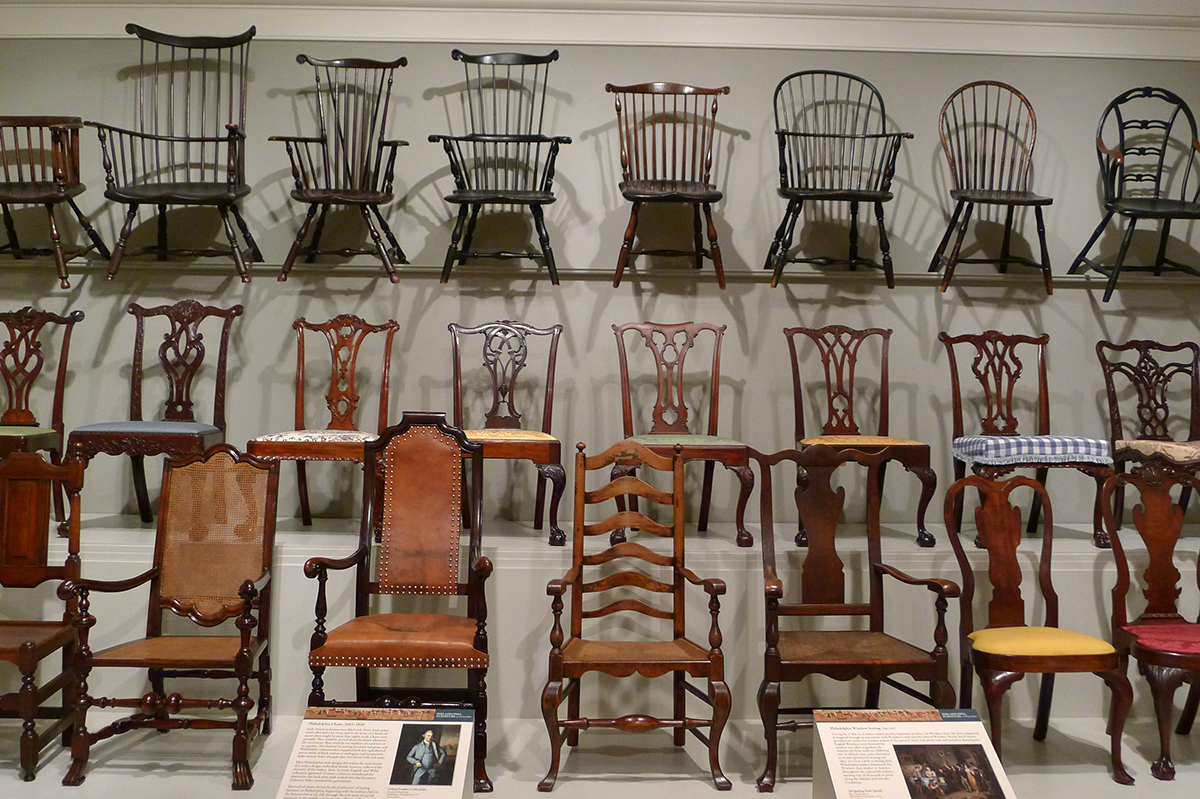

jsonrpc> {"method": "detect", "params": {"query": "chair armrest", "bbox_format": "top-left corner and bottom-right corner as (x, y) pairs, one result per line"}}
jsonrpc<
(764, 577), (784, 598)
(680, 567), (726, 596)
(874, 563), (961, 598)
(472, 554), (493, 580)
(380, 138), (410, 148)
(1097, 136), (1123, 164)
(431, 133), (567, 145)
(547, 564), (580, 596)
(57, 567), (159, 599)
(86, 121), (231, 145)
(239, 569), (271, 602)
(304, 544), (368, 579)
(268, 134), (324, 144)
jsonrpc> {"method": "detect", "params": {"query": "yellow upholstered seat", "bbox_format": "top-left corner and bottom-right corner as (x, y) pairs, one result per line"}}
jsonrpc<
(968, 626), (1116, 657)
(465, 429), (556, 442)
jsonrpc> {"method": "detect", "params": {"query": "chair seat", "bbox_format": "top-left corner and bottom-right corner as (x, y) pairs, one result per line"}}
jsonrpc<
(951, 188), (1052, 206)
(106, 181), (251, 205)
(465, 429), (556, 443)
(0, 425), (56, 438)
(778, 630), (937, 666)
(1108, 197), (1200, 220)
(445, 189), (556, 205)
(628, 434), (742, 448)
(310, 613), (487, 668)
(968, 626), (1115, 656)
(619, 180), (722, 203)
(0, 621), (74, 664)
(802, 434), (925, 447)
(1128, 623), (1200, 656)
(72, 421), (221, 438)
(560, 636), (711, 668)
(953, 435), (1112, 467)
(92, 635), (263, 669)
(292, 188), (392, 205)
(779, 186), (892, 203)
(0, 181), (86, 203)
(252, 429), (376, 444)
(1116, 439), (1200, 463)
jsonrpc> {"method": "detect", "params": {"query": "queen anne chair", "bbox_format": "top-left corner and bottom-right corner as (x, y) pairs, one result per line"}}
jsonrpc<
(271, 54), (409, 282)
(0, 307), (84, 523)
(751, 445), (957, 792)
(0, 117), (110, 288)
(539, 440), (731, 791)
(60, 445), (278, 789)
(430, 49), (570, 284)
(606, 82), (730, 288)
(87, 24), (261, 281)
(68, 300), (242, 523)
(940, 330), (1113, 547)
(945, 473), (1134, 785)
(613, 321), (754, 547)
(450, 320), (565, 544)
(248, 314), (398, 526)
(1101, 456), (1200, 781)
(930, 81), (1054, 294)
(765, 70), (911, 288)
(0, 451), (83, 781)
(305, 412), (493, 793)
(1070, 87), (1200, 301)
(786, 325), (937, 547)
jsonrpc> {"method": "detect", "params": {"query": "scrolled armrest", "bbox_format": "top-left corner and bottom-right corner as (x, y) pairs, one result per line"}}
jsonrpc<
(268, 134), (324, 143)
(874, 563), (961, 598)
(764, 577), (784, 598)
(472, 554), (493, 580)
(681, 566), (726, 595)
(57, 567), (159, 599)
(304, 544), (368, 579)
(239, 569), (271, 602)
(380, 138), (410, 148)
(546, 564), (580, 596)
(1097, 136), (1123, 164)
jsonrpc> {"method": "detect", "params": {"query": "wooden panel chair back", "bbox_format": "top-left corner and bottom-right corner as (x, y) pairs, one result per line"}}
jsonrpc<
(614, 321), (724, 438)
(939, 330), (1050, 440)
(939, 81), (1038, 194)
(0, 451), (82, 588)
(607, 82), (727, 186)
(450, 320), (561, 434)
(786, 325), (890, 439)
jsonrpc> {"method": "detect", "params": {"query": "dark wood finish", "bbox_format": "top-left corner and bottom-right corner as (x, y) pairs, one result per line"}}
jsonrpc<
(0, 307), (84, 524)
(751, 445), (956, 791)
(929, 82), (1054, 293)
(606, 82), (730, 288)
(271, 55), (410, 282)
(613, 321), (754, 546)
(0, 451), (83, 781)
(1096, 339), (1200, 526)
(59, 445), (277, 789)
(0, 117), (110, 288)
(430, 49), (570, 284)
(304, 412), (493, 793)
(940, 330), (1111, 547)
(86, 24), (261, 281)
(68, 299), (243, 523)
(247, 314), (398, 525)
(944, 473), (1133, 785)
(450, 320), (565, 544)
(1101, 456), (1200, 780)
(539, 440), (731, 791)
(765, 71), (911, 288)
(786, 325), (937, 547)
(1070, 86), (1200, 301)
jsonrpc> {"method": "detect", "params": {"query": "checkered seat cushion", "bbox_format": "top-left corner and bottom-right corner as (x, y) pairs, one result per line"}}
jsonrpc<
(953, 435), (1112, 467)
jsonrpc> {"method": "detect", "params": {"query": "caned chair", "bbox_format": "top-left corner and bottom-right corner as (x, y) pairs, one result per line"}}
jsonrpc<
(69, 300), (242, 523)
(930, 81), (1054, 293)
(751, 445), (957, 791)
(59, 445), (278, 789)
(765, 70), (911, 288)
(271, 54), (410, 282)
(304, 412), (493, 793)
(606, 82), (730, 288)
(0, 117), (110, 288)
(450, 320), (566, 544)
(87, 24), (261, 280)
(539, 440), (731, 791)
(0, 451), (83, 781)
(248, 314), (398, 525)
(430, 49), (570, 284)
(945, 473), (1134, 785)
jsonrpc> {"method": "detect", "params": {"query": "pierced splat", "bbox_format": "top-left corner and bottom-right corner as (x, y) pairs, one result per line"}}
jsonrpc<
(0, 307), (84, 430)
(788, 325), (889, 438)
(1098, 340), (1200, 443)
(296, 315), (398, 432)
(616, 321), (724, 436)
(480, 324), (529, 429)
(941, 331), (1049, 439)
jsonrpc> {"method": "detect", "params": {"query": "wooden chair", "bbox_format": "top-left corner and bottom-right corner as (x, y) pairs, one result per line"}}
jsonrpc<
(87, 24), (261, 281)
(606, 82), (730, 288)
(0, 451), (83, 781)
(449, 320), (566, 545)
(786, 325), (937, 547)
(940, 330), (1113, 547)
(248, 314), (398, 526)
(1101, 455), (1200, 781)
(539, 440), (731, 791)
(430, 49), (571, 284)
(305, 412), (493, 793)
(1096, 339), (1200, 525)
(0, 117), (110, 288)
(271, 54), (410, 282)
(68, 299), (243, 523)
(1070, 87), (1200, 301)
(944, 473), (1134, 784)
(751, 445), (957, 792)
(59, 445), (278, 789)
(765, 71), (912, 288)
(613, 321), (754, 546)
(0, 307), (84, 523)
(930, 81), (1053, 294)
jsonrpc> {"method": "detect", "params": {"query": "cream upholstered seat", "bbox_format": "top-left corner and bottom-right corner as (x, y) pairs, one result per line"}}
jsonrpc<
(1116, 439), (1200, 462)
(253, 429), (376, 446)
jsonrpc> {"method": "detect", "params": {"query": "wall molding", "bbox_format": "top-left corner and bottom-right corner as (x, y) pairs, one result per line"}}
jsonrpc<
(4, 2), (1200, 61)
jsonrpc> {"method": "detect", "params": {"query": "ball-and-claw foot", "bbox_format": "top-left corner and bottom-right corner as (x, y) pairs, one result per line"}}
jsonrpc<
(916, 528), (936, 547)
(1093, 529), (1112, 549)
(1151, 757), (1175, 781)
(549, 526), (566, 546)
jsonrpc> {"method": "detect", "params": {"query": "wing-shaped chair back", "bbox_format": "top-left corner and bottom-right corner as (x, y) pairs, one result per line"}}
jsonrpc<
(939, 81), (1038, 193)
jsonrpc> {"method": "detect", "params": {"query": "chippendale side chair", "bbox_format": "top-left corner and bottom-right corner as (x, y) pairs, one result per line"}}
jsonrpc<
(449, 320), (565, 544)
(786, 325), (937, 547)
(248, 314), (398, 526)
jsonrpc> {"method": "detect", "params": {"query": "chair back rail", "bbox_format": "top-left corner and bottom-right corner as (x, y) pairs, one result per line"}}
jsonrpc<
(294, 315), (398, 433)
(0, 117), (83, 189)
(0, 452), (82, 588)
(939, 330), (1050, 439)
